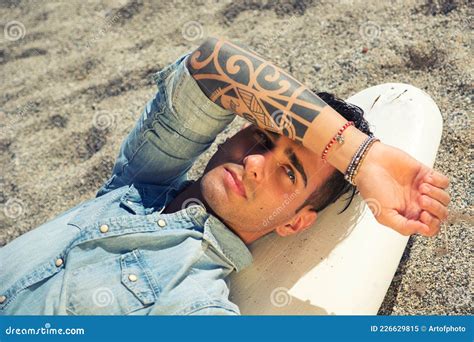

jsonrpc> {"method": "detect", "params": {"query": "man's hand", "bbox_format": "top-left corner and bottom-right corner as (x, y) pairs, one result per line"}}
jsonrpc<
(354, 142), (450, 237)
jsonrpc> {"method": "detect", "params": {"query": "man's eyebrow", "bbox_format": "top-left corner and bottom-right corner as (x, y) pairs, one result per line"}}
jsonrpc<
(258, 129), (308, 188)
(284, 147), (308, 188)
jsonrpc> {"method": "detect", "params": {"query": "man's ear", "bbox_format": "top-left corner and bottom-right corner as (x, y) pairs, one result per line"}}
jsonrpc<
(275, 209), (317, 237)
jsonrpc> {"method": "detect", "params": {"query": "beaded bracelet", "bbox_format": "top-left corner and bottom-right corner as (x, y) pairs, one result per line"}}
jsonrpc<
(344, 135), (380, 185)
(344, 135), (378, 185)
(344, 135), (373, 181)
(349, 138), (380, 185)
(321, 121), (354, 163)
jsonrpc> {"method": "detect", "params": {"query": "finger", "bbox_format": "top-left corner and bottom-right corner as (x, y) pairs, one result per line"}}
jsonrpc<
(381, 209), (430, 236)
(419, 183), (451, 206)
(419, 210), (441, 237)
(419, 194), (449, 221)
(424, 170), (450, 189)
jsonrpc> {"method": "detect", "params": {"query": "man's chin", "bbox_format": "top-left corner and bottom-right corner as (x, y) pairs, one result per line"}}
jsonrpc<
(200, 170), (230, 215)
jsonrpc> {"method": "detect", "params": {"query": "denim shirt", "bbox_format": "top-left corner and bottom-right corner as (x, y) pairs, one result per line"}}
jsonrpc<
(0, 52), (253, 315)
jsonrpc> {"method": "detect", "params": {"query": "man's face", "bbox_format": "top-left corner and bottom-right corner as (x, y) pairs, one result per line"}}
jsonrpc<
(200, 125), (335, 241)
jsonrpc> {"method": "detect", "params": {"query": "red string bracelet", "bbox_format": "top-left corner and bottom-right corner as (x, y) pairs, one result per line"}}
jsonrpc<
(321, 121), (354, 162)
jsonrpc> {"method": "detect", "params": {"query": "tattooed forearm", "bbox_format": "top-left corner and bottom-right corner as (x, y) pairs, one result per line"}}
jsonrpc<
(186, 37), (328, 143)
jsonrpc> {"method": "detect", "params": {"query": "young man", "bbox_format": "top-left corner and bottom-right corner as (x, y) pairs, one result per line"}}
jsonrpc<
(0, 38), (450, 315)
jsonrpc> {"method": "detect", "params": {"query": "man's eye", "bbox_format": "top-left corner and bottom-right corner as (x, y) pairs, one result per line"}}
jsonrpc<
(283, 165), (296, 184)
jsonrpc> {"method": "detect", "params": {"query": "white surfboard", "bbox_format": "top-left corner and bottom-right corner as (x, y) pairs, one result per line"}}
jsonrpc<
(229, 83), (443, 315)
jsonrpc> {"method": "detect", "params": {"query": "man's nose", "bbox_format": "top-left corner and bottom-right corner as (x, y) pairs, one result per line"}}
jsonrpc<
(243, 154), (265, 183)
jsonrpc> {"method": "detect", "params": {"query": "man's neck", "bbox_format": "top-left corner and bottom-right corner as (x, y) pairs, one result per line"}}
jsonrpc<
(162, 179), (205, 215)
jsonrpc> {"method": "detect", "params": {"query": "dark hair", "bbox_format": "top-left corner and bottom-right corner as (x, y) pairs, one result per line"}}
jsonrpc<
(298, 91), (373, 214)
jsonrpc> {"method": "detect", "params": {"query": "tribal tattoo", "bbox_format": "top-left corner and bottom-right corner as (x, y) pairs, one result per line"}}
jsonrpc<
(186, 37), (328, 143)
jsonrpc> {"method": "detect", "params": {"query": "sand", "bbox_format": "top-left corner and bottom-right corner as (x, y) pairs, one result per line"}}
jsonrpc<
(0, 0), (472, 315)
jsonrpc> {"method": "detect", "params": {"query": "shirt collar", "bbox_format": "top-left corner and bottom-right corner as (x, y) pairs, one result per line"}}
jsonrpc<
(184, 203), (253, 272)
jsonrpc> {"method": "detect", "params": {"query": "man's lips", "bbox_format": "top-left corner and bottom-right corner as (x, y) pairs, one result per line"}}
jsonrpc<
(223, 167), (247, 198)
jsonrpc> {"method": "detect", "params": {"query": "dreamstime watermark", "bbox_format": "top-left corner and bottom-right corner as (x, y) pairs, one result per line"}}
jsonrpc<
(270, 287), (292, 307)
(4, 20), (26, 41)
(460, 15), (473, 31)
(1, 101), (37, 135)
(179, 98), (215, 134)
(181, 197), (206, 216)
(181, 21), (204, 42)
(358, 22), (405, 45)
(262, 15), (298, 50)
(359, 21), (381, 41)
(364, 198), (382, 217)
(262, 190), (300, 227)
(4, 322), (85, 336)
(85, 12), (122, 49)
(3, 198), (25, 219)
(92, 287), (115, 307)
(271, 109), (294, 132)
(92, 111), (116, 130)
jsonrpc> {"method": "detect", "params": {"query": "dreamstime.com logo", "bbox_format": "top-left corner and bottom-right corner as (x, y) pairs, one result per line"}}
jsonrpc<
(92, 287), (115, 308)
(181, 197), (206, 216)
(364, 198), (382, 217)
(359, 21), (381, 41)
(262, 15), (298, 51)
(4, 20), (26, 41)
(181, 20), (204, 42)
(271, 109), (294, 133)
(263, 190), (301, 227)
(4, 322), (85, 336)
(92, 111), (116, 131)
(270, 287), (292, 307)
(3, 198), (25, 219)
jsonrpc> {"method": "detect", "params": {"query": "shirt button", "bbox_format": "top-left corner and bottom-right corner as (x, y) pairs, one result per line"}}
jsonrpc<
(55, 258), (64, 267)
(157, 219), (166, 227)
(99, 224), (109, 233)
(0, 295), (6, 304)
(128, 274), (138, 282)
